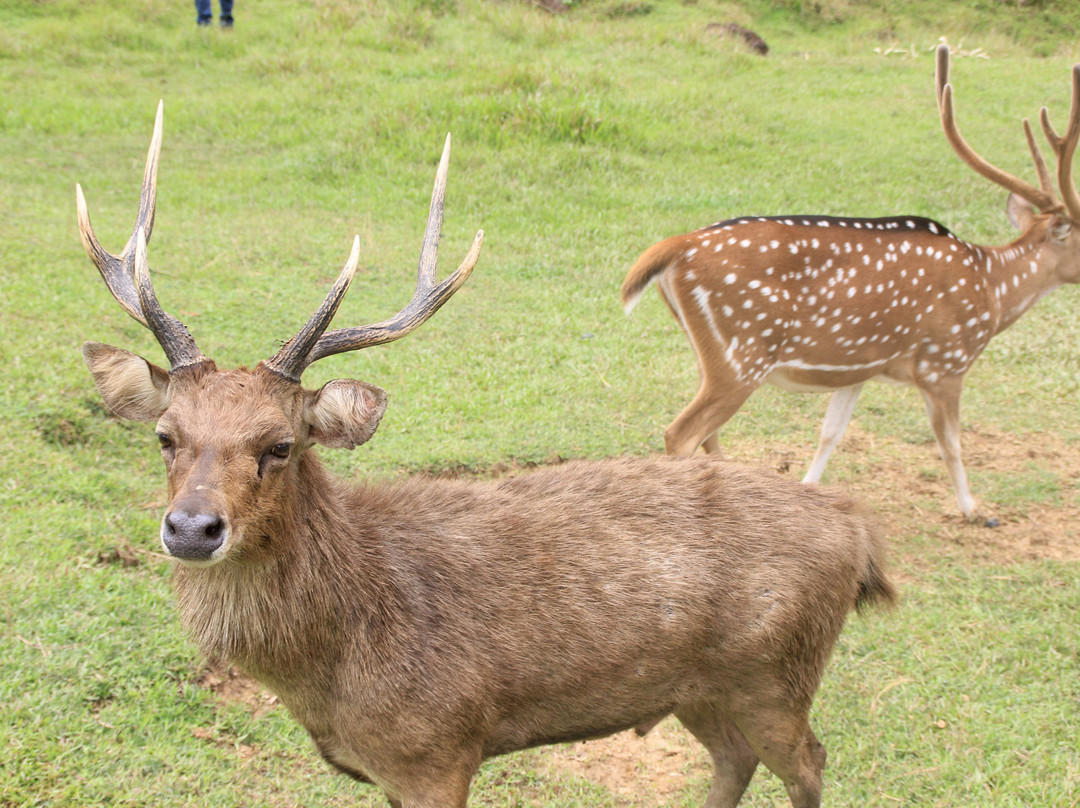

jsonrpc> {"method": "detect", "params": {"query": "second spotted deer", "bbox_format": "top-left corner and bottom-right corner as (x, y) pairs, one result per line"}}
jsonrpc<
(622, 45), (1080, 522)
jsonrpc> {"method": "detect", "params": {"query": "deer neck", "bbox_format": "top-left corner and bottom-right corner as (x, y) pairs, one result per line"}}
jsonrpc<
(170, 452), (392, 678)
(981, 227), (1064, 333)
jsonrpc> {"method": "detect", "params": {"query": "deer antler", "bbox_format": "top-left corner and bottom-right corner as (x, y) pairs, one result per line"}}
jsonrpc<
(1037, 63), (1080, 222)
(263, 134), (484, 381)
(935, 44), (1063, 215)
(77, 101), (207, 370)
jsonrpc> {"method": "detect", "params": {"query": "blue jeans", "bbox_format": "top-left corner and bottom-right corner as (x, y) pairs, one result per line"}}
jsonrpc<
(196, 0), (233, 23)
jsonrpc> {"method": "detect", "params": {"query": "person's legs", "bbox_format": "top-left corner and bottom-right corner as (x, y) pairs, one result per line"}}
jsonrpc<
(195, 0), (212, 25)
(219, 0), (234, 26)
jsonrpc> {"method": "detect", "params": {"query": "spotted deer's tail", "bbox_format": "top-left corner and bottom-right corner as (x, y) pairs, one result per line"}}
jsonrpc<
(621, 237), (686, 314)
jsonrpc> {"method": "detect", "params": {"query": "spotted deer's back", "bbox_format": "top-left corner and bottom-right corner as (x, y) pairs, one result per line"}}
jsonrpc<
(664, 215), (992, 385)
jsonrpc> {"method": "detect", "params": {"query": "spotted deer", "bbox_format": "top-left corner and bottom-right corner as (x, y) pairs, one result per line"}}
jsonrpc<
(622, 45), (1080, 523)
(79, 104), (894, 808)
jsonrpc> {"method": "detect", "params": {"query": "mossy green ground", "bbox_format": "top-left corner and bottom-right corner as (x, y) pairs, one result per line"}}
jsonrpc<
(1, 1), (1077, 805)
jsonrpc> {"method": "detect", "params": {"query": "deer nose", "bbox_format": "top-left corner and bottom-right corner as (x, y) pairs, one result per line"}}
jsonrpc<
(161, 510), (227, 561)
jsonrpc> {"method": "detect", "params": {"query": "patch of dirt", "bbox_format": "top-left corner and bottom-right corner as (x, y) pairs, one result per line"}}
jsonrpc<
(833, 425), (1079, 564)
(539, 718), (706, 804)
(195, 663), (279, 719)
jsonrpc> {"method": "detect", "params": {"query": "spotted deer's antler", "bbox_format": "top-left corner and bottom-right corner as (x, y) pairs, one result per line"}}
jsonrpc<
(936, 44), (1080, 219)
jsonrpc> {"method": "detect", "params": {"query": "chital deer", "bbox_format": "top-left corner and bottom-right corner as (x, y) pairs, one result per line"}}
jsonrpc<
(79, 104), (895, 808)
(622, 45), (1080, 524)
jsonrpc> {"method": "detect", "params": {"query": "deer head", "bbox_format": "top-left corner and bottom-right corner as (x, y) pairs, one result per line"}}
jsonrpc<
(936, 44), (1080, 281)
(80, 102), (482, 566)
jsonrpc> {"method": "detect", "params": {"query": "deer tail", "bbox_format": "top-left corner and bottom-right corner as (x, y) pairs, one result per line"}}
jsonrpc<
(620, 237), (685, 314)
(856, 524), (898, 612)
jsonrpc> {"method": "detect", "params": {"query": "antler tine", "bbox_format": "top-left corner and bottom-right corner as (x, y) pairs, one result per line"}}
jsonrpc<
(1037, 63), (1080, 222)
(266, 134), (483, 379)
(935, 45), (1059, 213)
(935, 42), (950, 113)
(304, 228), (484, 367)
(1022, 118), (1057, 200)
(77, 100), (165, 327)
(262, 236), (361, 381)
(133, 227), (207, 369)
(79, 102), (205, 370)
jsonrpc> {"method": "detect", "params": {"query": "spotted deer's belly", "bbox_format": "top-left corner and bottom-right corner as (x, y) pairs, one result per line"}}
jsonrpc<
(765, 362), (910, 392)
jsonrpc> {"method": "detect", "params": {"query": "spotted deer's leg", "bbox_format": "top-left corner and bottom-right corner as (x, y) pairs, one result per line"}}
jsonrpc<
(917, 375), (981, 520)
(657, 274), (760, 457)
(803, 385), (863, 483)
(664, 375), (756, 457)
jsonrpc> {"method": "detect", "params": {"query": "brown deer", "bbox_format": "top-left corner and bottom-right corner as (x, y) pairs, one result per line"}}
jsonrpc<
(79, 103), (894, 808)
(622, 45), (1080, 524)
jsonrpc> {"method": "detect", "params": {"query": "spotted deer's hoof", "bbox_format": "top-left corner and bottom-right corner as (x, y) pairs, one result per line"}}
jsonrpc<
(962, 507), (999, 528)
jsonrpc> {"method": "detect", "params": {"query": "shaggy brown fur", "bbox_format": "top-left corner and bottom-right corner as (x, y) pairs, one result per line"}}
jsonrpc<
(84, 353), (894, 808)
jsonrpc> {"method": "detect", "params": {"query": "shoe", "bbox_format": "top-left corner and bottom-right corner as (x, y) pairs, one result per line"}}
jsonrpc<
(197, 17), (212, 25)
(219, 16), (233, 28)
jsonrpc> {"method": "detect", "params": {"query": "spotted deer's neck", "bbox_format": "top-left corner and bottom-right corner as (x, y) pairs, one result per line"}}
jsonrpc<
(977, 231), (1063, 333)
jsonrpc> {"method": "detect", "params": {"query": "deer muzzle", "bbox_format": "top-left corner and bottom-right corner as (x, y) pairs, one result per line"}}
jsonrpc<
(161, 500), (230, 564)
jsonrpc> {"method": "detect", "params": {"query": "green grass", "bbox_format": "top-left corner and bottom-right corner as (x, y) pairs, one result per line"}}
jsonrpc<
(2, 0), (1079, 805)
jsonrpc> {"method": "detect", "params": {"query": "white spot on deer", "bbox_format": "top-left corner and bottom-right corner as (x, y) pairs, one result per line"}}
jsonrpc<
(724, 272), (737, 285)
(740, 239), (751, 248)
(928, 222), (939, 234)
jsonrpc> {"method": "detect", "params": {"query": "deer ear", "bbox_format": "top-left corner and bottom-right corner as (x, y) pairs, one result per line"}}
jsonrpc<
(82, 342), (171, 421)
(305, 379), (388, 450)
(1049, 215), (1072, 243)
(1006, 193), (1036, 231)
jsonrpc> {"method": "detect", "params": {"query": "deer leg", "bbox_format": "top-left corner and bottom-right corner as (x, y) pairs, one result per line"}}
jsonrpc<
(665, 375), (756, 457)
(675, 702), (759, 808)
(730, 707), (825, 808)
(917, 377), (981, 520)
(391, 750), (480, 808)
(803, 385), (863, 483)
(701, 431), (722, 454)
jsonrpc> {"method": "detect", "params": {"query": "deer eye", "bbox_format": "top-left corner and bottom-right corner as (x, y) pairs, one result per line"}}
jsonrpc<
(270, 442), (292, 459)
(156, 432), (172, 449)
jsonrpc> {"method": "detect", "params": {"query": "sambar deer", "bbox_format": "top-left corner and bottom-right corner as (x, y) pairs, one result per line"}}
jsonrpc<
(622, 45), (1080, 524)
(80, 103), (894, 808)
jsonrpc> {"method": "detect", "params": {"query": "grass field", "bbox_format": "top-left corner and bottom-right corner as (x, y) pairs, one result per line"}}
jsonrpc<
(1, 1), (1079, 806)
